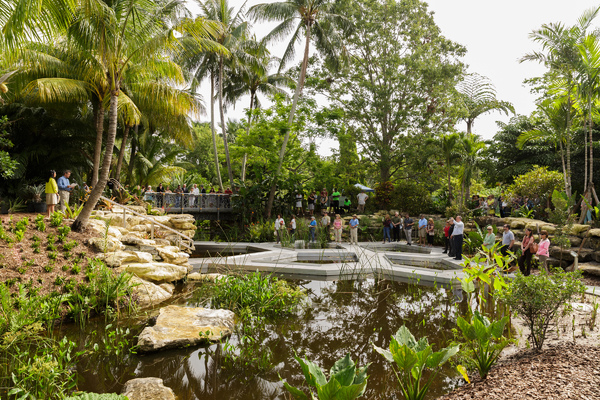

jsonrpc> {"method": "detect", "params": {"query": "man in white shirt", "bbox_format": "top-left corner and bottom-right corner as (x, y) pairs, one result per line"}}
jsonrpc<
(357, 191), (368, 212)
(190, 184), (200, 207)
(452, 215), (465, 261)
(275, 215), (285, 244)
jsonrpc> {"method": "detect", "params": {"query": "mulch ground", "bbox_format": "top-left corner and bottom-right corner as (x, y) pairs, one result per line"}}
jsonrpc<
(439, 343), (600, 400)
(0, 212), (99, 296)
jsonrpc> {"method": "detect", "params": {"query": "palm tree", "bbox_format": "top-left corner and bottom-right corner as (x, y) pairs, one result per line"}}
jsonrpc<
(458, 133), (485, 205)
(520, 6), (600, 198)
(439, 132), (461, 201)
(223, 38), (291, 181)
(249, 0), (352, 217)
(67, 0), (218, 231)
(517, 97), (578, 196)
(457, 73), (515, 134)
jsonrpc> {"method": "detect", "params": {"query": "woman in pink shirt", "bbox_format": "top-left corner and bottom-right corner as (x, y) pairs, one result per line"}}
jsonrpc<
(536, 230), (550, 272)
(333, 214), (343, 244)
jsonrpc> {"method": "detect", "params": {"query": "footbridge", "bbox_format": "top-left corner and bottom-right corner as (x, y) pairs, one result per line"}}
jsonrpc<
(143, 193), (234, 220)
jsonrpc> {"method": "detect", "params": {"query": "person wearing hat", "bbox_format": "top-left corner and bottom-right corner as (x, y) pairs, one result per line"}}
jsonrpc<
(483, 225), (496, 254)
(349, 214), (359, 245)
(309, 216), (317, 242)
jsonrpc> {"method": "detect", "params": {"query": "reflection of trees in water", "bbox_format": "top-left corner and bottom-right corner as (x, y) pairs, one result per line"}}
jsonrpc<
(74, 279), (462, 399)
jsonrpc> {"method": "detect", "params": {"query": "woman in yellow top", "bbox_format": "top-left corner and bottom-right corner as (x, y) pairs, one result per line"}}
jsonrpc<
(45, 170), (58, 217)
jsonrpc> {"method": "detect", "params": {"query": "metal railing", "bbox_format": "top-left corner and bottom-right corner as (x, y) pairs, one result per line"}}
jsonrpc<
(99, 195), (194, 251)
(142, 192), (233, 213)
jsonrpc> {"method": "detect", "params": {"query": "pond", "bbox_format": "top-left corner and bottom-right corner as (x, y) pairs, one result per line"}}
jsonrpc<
(67, 278), (464, 399)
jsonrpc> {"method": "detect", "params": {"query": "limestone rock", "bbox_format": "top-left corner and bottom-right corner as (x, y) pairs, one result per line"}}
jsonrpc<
(589, 229), (600, 238)
(569, 224), (591, 235)
(159, 283), (175, 294)
(541, 225), (557, 234)
(117, 262), (188, 283)
(98, 251), (153, 267)
(153, 238), (171, 246)
(188, 272), (226, 282)
(130, 276), (172, 308)
(88, 236), (125, 253)
(579, 262), (600, 277)
(510, 220), (525, 229)
(131, 224), (150, 232)
(121, 377), (175, 400)
(137, 305), (235, 352)
(149, 215), (172, 227)
(121, 233), (145, 245)
(157, 247), (189, 265)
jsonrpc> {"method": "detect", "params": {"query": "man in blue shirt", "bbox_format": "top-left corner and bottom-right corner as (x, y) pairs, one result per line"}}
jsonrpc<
(57, 170), (75, 212)
(349, 214), (359, 245)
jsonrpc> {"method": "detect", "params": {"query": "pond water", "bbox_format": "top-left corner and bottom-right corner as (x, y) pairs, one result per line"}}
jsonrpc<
(68, 279), (464, 399)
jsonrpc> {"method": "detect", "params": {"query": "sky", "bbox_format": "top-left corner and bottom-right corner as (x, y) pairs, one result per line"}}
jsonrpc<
(188, 0), (600, 155)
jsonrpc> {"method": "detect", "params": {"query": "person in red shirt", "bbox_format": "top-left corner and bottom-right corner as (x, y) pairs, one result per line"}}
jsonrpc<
(443, 219), (451, 254)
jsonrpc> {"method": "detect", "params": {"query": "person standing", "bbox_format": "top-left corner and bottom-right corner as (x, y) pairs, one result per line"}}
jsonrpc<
(349, 214), (359, 245)
(295, 191), (304, 215)
(190, 184), (199, 207)
(331, 188), (341, 214)
(403, 214), (414, 245)
(500, 224), (515, 257)
(382, 214), (392, 243)
(418, 215), (427, 246)
(45, 170), (59, 218)
(200, 185), (206, 194)
(452, 215), (464, 261)
(483, 225), (496, 252)
(289, 215), (297, 240)
(519, 228), (534, 276)
(536, 230), (550, 272)
(309, 216), (317, 243)
(443, 219), (451, 254)
(320, 188), (328, 214)
(333, 214), (343, 244)
(321, 211), (331, 242)
(392, 212), (402, 242)
(343, 197), (351, 214)
(426, 218), (435, 247)
(274, 214), (285, 243)
(357, 190), (368, 212)
(57, 170), (75, 212)
(307, 191), (316, 216)
(447, 218), (455, 257)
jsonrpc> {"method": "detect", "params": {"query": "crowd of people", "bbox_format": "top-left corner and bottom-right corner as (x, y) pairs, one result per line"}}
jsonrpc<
(292, 188), (370, 217)
(470, 193), (541, 218)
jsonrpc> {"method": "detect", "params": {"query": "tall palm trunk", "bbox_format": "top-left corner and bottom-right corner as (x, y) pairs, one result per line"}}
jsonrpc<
(91, 100), (104, 187)
(565, 92), (573, 197)
(113, 124), (130, 181)
(210, 73), (223, 190)
(73, 89), (119, 231)
(241, 91), (255, 182)
(126, 125), (138, 185)
(219, 55), (234, 189)
(265, 23), (312, 218)
(446, 161), (453, 201)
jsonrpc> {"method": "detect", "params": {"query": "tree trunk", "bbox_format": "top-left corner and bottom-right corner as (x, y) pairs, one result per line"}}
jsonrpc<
(265, 24), (312, 218)
(113, 124), (130, 182)
(91, 100), (104, 187)
(447, 162), (453, 201)
(210, 74), (223, 190)
(219, 55), (234, 189)
(241, 91), (255, 182)
(565, 94), (572, 198)
(126, 125), (138, 185)
(589, 100), (594, 195)
(73, 89), (119, 231)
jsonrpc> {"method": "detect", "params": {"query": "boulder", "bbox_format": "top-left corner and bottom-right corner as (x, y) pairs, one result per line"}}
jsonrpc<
(121, 233), (145, 245)
(137, 305), (235, 352)
(171, 222), (197, 230)
(589, 229), (600, 238)
(98, 251), (153, 267)
(568, 224), (591, 235)
(159, 283), (175, 294)
(117, 262), (188, 283)
(148, 215), (172, 227)
(579, 261), (600, 277)
(541, 225), (557, 234)
(157, 247), (189, 265)
(131, 224), (150, 232)
(153, 238), (171, 246)
(510, 220), (525, 229)
(121, 378), (175, 400)
(188, 272), (226, 282)
(88, 236), (125, 253)
(130, 276), (173, 308)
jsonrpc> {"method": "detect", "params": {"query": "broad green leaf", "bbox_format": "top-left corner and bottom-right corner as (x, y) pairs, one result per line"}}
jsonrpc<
(296, 356), (327, 387)
(354, 364), (370, 385)
(393, 326), (417, 347)
(490, 316), (509, 339)
(425, 345), (459, 368)
(473, 315), (490, 342)
(331, 365), (356, 387)
(336, 381), (368, 400)
(457, 316), (476, 340)
(473, 311), (491, 328)
(461, 279), (475, 293)
(372, 344), (394, 363)
(456, 365), (470, 383)
(282, 381), (309, 400)
(389, 339), (418, 373)
(316, 376), (341, 400)
(330, 353), (354, 376)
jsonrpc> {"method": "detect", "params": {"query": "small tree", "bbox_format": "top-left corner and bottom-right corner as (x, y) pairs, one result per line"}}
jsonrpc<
(546, 190), (576, 265)
(506, 165), (564, 208)
(499, 270), (585, 350)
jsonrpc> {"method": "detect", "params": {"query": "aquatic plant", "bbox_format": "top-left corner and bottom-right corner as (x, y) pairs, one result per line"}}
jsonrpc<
(373, 326), (459, 400)
(282, 354), (369, 400)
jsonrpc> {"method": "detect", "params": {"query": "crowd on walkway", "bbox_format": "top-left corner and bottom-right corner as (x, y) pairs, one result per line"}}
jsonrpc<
(292, 188), (370, 216)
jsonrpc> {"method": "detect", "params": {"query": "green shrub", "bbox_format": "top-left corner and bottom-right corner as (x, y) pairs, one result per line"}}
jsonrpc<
(373, 326), (459, 400)
(282, 354), (369, 400)
(499, 270), (585, 350)
(50, 211), (63, 227)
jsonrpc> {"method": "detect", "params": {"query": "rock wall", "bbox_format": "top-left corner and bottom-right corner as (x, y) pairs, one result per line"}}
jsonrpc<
(85, 209), (198, 308)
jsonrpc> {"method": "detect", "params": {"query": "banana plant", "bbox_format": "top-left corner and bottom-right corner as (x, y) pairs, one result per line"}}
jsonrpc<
(456, 310), (511, 379)
(373, 326), (459, 400)
(282, 353), (369, 400)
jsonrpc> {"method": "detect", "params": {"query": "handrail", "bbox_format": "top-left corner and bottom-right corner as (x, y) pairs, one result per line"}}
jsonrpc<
(142, 192), (233, 213)
(98, 195), (194, 251)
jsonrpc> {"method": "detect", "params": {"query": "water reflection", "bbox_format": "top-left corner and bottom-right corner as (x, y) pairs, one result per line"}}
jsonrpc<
(74, 279), (463, 399)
